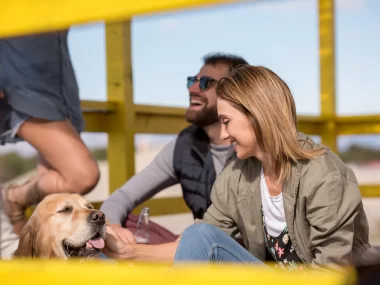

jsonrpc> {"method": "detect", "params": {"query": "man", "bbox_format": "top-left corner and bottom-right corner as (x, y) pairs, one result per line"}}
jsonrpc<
(100, 53), (248, 232)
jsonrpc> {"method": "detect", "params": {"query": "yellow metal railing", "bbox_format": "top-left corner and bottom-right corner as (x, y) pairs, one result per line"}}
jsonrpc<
(1, 0), (378, 284)
(0, 0), (238, 38)
(98, 0), (380, 216)
(83, 103), (380, 214)
(319, 0), (338, 154)
(0, 259), (356, 285)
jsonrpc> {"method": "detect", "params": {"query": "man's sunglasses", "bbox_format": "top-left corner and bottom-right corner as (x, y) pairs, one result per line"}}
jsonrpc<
(187, 76), (217, 91)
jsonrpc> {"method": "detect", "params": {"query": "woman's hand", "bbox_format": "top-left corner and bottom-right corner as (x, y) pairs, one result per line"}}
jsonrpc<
(103, 225), (181, 262)
(102, 225), (135, 259)
(110, 224), (137, 245)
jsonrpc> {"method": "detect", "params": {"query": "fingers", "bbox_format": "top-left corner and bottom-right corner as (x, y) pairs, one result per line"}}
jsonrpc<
(103, 225), (138, 260)
(104, 225), (125, 253)
(102, 246), (119, 259)
(110, 224), (136, 245)
(119, 228), (137, 245)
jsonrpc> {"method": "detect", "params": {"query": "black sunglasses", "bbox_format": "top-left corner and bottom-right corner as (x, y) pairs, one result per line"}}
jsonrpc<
(187, 76), (217, 91)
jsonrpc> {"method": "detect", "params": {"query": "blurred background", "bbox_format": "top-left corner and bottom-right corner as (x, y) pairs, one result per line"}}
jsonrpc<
(1, 0), (379, 242)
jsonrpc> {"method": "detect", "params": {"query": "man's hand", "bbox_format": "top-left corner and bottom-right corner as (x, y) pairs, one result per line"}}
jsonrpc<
(102, 225), (135, 259)
(0, 90), (4, 99)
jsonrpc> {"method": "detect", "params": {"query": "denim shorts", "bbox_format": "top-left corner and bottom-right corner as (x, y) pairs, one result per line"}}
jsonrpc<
(0, 30), (84, 145)
(0, 109), (29, 143)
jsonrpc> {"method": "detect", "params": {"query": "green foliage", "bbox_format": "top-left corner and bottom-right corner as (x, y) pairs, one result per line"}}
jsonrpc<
(0, 153), (38, 182)
(339, 145), (380, 164)
(0, 148), (107, 183)
(91, 148), (107, 161)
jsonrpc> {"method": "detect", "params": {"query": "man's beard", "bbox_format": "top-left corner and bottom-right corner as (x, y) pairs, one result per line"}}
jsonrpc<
(185, 99), (219, 127)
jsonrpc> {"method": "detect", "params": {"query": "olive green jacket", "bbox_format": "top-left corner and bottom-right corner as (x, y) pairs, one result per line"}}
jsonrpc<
(197, 133), (376, 269)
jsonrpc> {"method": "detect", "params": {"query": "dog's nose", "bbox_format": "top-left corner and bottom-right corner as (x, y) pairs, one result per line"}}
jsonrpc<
(89, 211), (105, 224)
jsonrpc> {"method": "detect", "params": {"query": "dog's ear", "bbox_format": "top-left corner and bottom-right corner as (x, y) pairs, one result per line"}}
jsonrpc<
(14, 217), (37, 258)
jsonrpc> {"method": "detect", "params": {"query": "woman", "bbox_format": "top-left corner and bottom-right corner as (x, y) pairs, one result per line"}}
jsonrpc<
(0, 31), (100, 236)
(102, 65), (376, 270)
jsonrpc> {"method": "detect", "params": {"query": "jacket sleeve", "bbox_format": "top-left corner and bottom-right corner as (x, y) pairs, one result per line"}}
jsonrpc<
(306, 170), (362, 268)
(195, 164), (240, 239)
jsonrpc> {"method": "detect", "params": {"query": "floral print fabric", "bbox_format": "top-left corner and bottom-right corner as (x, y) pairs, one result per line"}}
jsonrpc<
(262, 211), (305, 271)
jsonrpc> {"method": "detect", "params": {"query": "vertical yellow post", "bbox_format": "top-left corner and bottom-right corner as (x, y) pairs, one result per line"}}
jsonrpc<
(319, 0), (337, 153)
(106, 21), (135, 194)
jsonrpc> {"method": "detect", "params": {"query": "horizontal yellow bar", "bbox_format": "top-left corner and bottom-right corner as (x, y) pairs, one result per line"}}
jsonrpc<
(135, 115), (189, 135)
(81, 101), (380, 133)
(129, 184), (380, 216)
(1, 0), (238, 38)
(36, 185), (380, 219)
(336, 115), (380, 135)
(298, 123), (324, 136)
(93, 184), (380, 217)
(91, 197), (191, 217)
(134, 104), (186, 117)
(133, 196), (190, 216)
(81, 100), (117, 113)
(83, 113), (112, 133)
(134, 104), (190, 134)
(82, 103), (380, 135)
(82, 102), (328, 135)
(337, 115), (380, 123)
(0, 259), (353, 285)
(338, 123), (380, 135)
(360, 185), (380, 198)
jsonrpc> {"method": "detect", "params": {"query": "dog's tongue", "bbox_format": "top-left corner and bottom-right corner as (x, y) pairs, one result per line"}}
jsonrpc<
(87, 237), (105, 249)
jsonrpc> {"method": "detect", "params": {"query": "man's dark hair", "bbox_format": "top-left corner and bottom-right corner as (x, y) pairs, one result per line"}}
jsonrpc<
(202, 52), (248, 72)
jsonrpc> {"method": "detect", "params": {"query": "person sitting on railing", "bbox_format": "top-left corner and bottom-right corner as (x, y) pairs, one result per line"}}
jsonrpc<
(100, 52), (248, 239)
(102, 64), (378, 271)
(0, 31), (100, 236)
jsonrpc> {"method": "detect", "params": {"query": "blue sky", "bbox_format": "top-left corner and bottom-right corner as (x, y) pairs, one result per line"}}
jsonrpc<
(2, 0), (379, 156)
(68, 0), (379, 116)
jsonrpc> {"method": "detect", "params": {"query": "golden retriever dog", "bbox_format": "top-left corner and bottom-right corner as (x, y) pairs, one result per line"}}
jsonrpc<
(14, 193), (106, 259)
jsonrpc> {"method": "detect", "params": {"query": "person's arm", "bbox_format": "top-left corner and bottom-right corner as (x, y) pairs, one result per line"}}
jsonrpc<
(100, 138), (179, 225)
(102, 226), (179, 262)
(307, 171), (363, 269)
(195, 172), (240, 238)
(102, 161), (240, 262)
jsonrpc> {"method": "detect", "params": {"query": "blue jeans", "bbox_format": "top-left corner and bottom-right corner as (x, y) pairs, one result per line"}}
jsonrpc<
(174, 224), (264, 264)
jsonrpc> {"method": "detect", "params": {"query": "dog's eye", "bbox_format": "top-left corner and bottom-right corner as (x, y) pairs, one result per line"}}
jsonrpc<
(86, 204), (94, 210)
(58, 206), (73, 213)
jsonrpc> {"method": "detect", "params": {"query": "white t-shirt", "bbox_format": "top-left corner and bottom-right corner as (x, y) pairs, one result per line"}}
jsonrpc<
(260, 167), (286, 237)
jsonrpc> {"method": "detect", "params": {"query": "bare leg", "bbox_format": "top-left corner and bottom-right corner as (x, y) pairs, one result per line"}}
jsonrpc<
(2, 118), (100, 235)
(36, 155), (51, 176)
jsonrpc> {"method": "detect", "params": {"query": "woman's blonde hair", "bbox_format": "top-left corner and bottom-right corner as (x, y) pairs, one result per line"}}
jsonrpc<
(216, 65), (326, 182)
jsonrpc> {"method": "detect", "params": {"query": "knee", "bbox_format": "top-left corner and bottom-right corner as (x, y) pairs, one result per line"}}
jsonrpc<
(65, 159), (100, 195)
(181, 223), (220, 244)
(175, 224), (221, 260)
